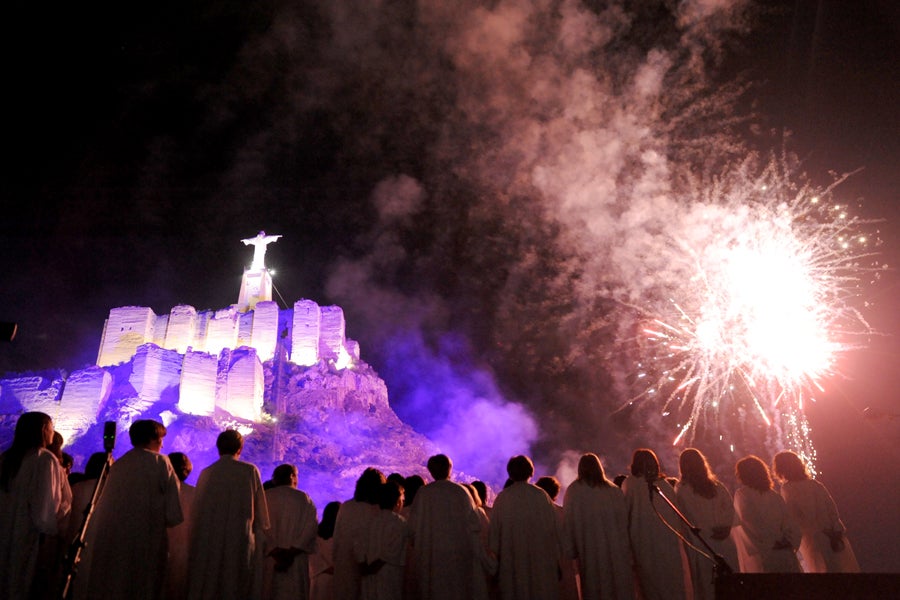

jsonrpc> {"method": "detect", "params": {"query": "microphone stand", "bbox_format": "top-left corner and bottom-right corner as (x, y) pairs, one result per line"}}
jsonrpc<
(649, 481), (734, 579)
(59, 442), (114, 599)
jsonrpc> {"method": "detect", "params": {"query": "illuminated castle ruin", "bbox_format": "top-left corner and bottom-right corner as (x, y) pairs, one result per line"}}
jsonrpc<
(94, 231), (358, 422)
(1, 234), (435, 504)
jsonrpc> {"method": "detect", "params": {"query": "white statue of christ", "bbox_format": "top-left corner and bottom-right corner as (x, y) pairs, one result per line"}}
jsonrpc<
(241, 231), (282, 271)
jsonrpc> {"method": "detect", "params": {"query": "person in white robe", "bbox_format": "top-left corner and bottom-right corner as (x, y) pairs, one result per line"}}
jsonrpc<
(0, 412), (70, 600)
(60, 452), (107, 600)
(535, 476), (579, 600)
(675, 448), (739, 600)
(166, 452), (196, 600)
(310, 501), (340, 600)
(408, 454), (482, 600)
(621, 448), (689, 600)
(562, 453), (633, 600)
(361, 481), (410, 600)
(35, 431), (74, 599)
(263, 464), (319, 600)
(399, 474), (425, 598)
(772, 450), (859, 573)
(81, 419), (183, 600)
(188, 429), (270, 600)
(65, 452), (110, 545)
(333, 468), (384, 600)
(65, 455), (113, 600)
(41, 430), (73, 589)
(489, 455), (561, 600)
(464, 482), (497, 600)
(731, 455), (801, 573)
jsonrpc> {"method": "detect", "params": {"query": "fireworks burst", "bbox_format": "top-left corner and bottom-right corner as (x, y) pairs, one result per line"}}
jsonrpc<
(624, 157), (881, 469)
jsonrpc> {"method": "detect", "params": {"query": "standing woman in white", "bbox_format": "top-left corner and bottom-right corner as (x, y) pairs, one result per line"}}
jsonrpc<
(0, 412), (70, 600)
(621, 448), (689, 600)
(562, 453), (633, 600)
(675, 448), (739, 600)
(732, 455), (801, 573)
(772, 451), (859, 573)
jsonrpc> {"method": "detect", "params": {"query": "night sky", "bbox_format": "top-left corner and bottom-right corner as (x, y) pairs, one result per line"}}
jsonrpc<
(3, 1), (898, 571)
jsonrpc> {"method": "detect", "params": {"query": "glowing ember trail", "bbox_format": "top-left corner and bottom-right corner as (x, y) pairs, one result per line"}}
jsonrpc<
(623, 159), (880, 470)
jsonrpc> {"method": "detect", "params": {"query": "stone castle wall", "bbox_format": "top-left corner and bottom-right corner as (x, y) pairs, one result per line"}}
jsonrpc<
(2, 297), (364, 441)
(81, 298), (361, 426)
(97, 299), (358, 369)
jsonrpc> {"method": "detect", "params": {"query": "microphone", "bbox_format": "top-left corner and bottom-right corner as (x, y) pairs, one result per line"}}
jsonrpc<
(102, 421), (117, 452)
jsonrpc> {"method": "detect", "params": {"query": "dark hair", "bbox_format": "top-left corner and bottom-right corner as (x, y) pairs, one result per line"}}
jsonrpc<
(378, 481), (404, 510)
(129, 420), (166, 447)
(402, 474), (425, 506)
(1, 412), (52, 491)
(216, 429), (243, 455)
(630, 448), (662, 480)
(168, 452), (193, 482)
(459, 483), (480, 508)
(426, 454), (452, 480)
(736, 455), (773, 491)
(272, 464), (297, 487)
(471, 480), (489, 506)
(577, 453), (613, 488)
(354, 467), (386, 503)
(535, 476), (561, 500)
(85, 452), (110, 480)
(49, 431), (65, 460)
(318, 501), (341, 539)
(506, 455), (534, 482)
(679, 448), (718, 499)
(61, 452), (75, 472)
(772, 451), (810, 482)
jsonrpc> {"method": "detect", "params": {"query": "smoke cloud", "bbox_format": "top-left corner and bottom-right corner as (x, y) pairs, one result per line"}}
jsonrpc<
(303, 0), (760, 476)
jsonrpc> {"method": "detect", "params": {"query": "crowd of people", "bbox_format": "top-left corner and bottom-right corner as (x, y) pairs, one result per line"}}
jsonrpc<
(0, 411), (860, 600)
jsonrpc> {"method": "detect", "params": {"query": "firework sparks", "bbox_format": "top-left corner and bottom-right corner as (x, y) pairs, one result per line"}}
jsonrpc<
(625, 158), (880, 467)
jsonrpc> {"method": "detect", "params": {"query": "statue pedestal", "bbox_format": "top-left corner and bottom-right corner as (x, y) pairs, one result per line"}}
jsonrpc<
(237, 268), (273, 311)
